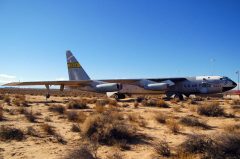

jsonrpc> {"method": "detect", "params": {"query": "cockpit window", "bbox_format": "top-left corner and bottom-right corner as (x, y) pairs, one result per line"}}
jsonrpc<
(221, 77), (229, 81)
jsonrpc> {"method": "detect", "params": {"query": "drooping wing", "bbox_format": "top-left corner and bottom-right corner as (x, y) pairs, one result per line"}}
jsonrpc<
(2, 80), (93, 87)
(3, 78), (187, 87)
(101, 78), (187, 85)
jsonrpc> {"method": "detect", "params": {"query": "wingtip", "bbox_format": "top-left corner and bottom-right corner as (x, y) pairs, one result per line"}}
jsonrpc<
(2, 82), (20, 86)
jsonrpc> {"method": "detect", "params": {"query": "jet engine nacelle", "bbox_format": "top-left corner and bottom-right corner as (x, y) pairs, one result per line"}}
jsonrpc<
(95, 83), (122, 92)
(144, 83), (168, 91)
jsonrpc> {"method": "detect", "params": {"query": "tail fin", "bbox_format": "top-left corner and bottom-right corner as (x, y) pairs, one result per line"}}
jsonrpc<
(66, 50), (90, 81)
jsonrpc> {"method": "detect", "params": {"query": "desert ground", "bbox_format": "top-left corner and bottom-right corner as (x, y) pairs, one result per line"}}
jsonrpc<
(0, 88), (240, 159)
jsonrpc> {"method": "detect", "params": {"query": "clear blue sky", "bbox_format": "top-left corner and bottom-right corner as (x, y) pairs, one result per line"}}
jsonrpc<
(0, 0), (239, 84)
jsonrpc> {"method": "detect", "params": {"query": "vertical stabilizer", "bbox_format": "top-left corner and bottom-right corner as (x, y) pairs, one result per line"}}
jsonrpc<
(66, 50), (90, 81)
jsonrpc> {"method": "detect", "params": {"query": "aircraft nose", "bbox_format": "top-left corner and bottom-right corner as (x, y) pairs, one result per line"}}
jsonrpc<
(232, 81), (237, 88)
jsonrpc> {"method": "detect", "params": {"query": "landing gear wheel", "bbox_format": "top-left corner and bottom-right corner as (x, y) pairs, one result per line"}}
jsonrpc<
(113, 93), (126, 100)
(174, 94), (184, 101)
(46, 93), (51, 99)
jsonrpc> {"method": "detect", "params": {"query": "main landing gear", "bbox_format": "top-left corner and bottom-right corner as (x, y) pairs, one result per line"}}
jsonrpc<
(113, 93), (126, 100)
(174, 93), (184, 101)
(166, 92), (185, 101)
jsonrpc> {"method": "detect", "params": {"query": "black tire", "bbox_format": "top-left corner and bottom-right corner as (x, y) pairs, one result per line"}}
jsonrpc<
(113, 93), (125, 100)
(174, 94), (184, 101)
(46, 94), (51, 99)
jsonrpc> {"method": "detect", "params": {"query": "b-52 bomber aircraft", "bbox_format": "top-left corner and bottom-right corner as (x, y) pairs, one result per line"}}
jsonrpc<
(3, 51), (237, 100)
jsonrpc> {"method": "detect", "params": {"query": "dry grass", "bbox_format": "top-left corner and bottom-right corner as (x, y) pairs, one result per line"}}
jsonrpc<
(106, 152), (124, 159)
(180, 134), (213, 154)
(180, 116), (210, 129)
(155, 112), (168, 124)
(27, 126), (40, 137)
(81, 110), (139, 146)
(94, 103), (106, 113)
(231, 99), (240, 105)
(41, 123), (56, 135)
(24, 110), (37, 122)
(153, 140), (171, 157)
(67, 100), (89, 109)
(12, 95), (28, 106)
(67, 111), (87, 123)
(173, 106), (182, 112)
(41, 123), (66, 144)
(48, 105), (66, 114)
(3, 95), (11, 104)
(71, 124), (81, 132)
(197, 102), (225, 117)
(209, 133), (240, 159)
(173, 151), (196, 159)
(167, 119), (181, 134)
(224, 123), (240, 133)
(143, 99), (170, 108)
(0, 106), (3, 121)
(108, 100), (118, 107)
(134, 102), (139, 108)
(0, 126), (25, 141)
(65, 144), (96, 159)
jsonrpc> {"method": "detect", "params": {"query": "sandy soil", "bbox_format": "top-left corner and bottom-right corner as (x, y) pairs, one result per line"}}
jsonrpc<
(0, 90), (239, 159)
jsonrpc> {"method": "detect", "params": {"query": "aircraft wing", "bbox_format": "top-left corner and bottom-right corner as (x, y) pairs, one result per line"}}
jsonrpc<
(2, 80), (93, 87)
(101, 78), (187, 84)
(3, 78), (187, 87)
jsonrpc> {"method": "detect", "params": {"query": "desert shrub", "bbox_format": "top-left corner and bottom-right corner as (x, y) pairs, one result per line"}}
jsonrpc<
(106, 152), (124, 159)
(3, 95), (11, 104)
(0, 126), (25, 141)
(41, 123), (66, 144)
(122, 104), (129, 107)
(207, 133), (240, 159)
(108, 100), (118, 106)
(128, 113), (139, 123)
(142, 99), (157, 107)
(232, 105), (240, 110)
(41, 123), (55, 135)
(174, 151), (196, 159)
(18, 107), (27, 114)
(45, 116), (52, 122)
(155, 112), (168, 124)
(180, 116), (210, 129)
(0, 106), (3, 121)
(81, 110), (138, 146)
(67, 111), (79, 122)
(48, 105), (66, 114)
(153, 140), (171, 157)
(71, 124), (81, 132)
(94, 104), (106, 113)
(12, 98), (21, 106)
(0, 94), (4, 100)
(197, 102), (225, 117)
(134, 102), (139, 108)
(232, 99), (240, 105)
(96, 99), (108, 107)
(12, 95), (28, 106)
(224, 124), (240, 133)
(138, 119), (148, 128)
(67, 111), (86, 123)
(27, 126), (40, 137)
(189, 99), (197, 105)
(143, 99), (170, 108)
(167, 119), (181, 134)
(67, 100), (89, 109)
(173, 106), (182, 112)
(180, 134), (214, 154)
(65, 145), (96, 159)
(24, 110), (37, 122)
